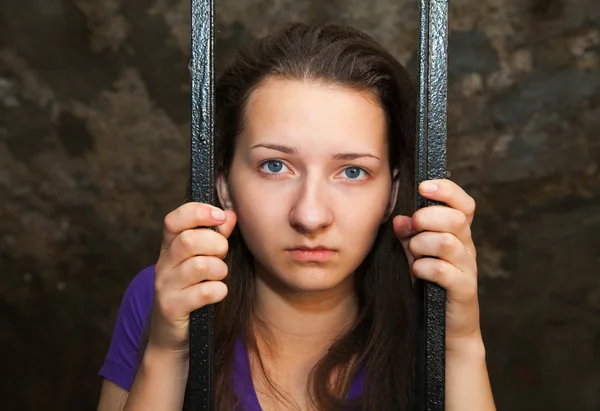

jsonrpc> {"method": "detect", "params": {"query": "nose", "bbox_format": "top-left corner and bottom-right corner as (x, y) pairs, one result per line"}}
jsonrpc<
(288, 176), (333, 235)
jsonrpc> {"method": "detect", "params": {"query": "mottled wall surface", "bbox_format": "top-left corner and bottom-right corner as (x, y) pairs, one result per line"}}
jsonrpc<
(1, 0), (599, 409)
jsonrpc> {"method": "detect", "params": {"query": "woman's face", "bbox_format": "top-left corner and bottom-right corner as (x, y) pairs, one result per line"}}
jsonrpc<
(218, 77), (396, 294)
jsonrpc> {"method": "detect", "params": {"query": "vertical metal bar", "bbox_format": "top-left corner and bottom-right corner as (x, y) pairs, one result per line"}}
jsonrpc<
(415, 1), (448, 410)
(185, 0), (215, 410)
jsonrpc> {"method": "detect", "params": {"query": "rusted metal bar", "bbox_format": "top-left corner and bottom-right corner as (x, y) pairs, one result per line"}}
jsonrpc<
(184, 0), (215, 409)
(414, 1), (449, 410)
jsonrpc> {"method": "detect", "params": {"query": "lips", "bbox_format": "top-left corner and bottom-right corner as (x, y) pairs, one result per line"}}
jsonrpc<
(288, 246), (335, 251)
(285, 246), (337, 262)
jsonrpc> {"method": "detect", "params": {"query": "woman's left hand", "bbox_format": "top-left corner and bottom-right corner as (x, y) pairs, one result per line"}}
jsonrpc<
(393, 179), (481, 350)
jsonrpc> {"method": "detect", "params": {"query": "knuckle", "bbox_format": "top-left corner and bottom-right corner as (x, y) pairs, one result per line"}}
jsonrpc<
(432, 261), (453, 286)
(179, 230), (195, 252)
(198, 282), (227, 305)
(434, 262), (447, 278)
(192, 257), (207, 275)
(453, 213), (468, 230)
(196, 230), (228, 258)
(198, 284), (214, 302)
(439, 233), (456, 251)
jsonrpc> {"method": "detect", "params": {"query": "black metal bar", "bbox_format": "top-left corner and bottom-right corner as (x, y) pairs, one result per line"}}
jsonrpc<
(415, 1), (448, 410)
(184, 0), (215, 410)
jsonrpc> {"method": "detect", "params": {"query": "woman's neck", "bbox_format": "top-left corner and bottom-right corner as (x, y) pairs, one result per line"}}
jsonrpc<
(252, 270), (358, 359)
(249, 266), (359, 408)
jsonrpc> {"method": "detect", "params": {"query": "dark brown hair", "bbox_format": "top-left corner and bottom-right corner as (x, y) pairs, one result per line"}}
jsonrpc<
(213, 22), (417, 410)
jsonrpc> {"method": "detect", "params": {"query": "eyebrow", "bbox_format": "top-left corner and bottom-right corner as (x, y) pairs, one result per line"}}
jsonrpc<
(249, 143), (381, 161)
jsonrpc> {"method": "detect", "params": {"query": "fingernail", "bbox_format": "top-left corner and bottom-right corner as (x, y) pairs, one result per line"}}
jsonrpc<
(421, 182), (438, 193)
(211, 209), (226, 221)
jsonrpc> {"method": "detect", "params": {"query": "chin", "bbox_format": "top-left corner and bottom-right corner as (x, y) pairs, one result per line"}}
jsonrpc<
(254, 256), (357, 295)
(278, 267), (354, 294)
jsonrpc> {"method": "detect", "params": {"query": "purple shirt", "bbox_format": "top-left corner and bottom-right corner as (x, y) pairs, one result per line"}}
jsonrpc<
(99, 265), (364, 409)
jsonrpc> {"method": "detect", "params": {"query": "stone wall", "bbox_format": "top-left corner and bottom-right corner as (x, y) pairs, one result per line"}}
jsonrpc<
(1, 0), (599, 409)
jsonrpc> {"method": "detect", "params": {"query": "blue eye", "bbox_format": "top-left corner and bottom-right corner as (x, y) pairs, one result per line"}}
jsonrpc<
(260, 160), (288, 174)
(343, 167), (367, 180)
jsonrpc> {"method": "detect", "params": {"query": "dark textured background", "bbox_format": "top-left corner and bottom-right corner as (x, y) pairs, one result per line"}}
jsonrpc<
(1, 0), (599, 410)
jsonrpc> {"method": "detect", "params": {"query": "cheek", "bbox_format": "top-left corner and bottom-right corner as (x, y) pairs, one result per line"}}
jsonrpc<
(336, 186), (391, 254)
(339, 206), (383, 251)
(343, 182), (390, 225)
(229, 178), (286, 247)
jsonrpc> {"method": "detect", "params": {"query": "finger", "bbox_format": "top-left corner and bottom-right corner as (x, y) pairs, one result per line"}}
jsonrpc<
(412, 206), (475, 255)
(412, 258), (477, 303)
(215, 210), (237, 239)
(392, 215), (415, 240)
(408, 231), (476, 274)
(158, 256), (228, 291)
(170, 281), (228, 316)
(161, 202), (229, 251)
(162, 228), (229, 269)
(391, 215), (415, 267)
(418, 179), (476, 225)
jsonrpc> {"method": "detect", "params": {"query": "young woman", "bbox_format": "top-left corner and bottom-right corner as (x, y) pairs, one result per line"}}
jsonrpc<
(97, 23), (495, 411)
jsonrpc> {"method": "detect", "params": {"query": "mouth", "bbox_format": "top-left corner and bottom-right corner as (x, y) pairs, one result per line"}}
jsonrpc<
(285, 246), (337, 262)
(288, 245), (335, 251)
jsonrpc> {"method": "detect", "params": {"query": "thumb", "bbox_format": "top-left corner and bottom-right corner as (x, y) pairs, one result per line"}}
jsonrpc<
(216, 210), (237, 239)
(392, 215), (416, 281)
(392, 215), (415, 240)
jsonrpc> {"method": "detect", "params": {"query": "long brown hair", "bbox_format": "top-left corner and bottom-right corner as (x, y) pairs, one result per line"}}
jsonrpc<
(213, 22), (417, 410)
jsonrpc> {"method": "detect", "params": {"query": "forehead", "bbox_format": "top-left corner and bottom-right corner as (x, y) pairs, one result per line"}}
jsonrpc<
(239, 77), (387, 153)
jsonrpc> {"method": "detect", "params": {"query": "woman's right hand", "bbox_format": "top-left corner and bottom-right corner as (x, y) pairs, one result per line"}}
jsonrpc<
(149, 202), (237, 355)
